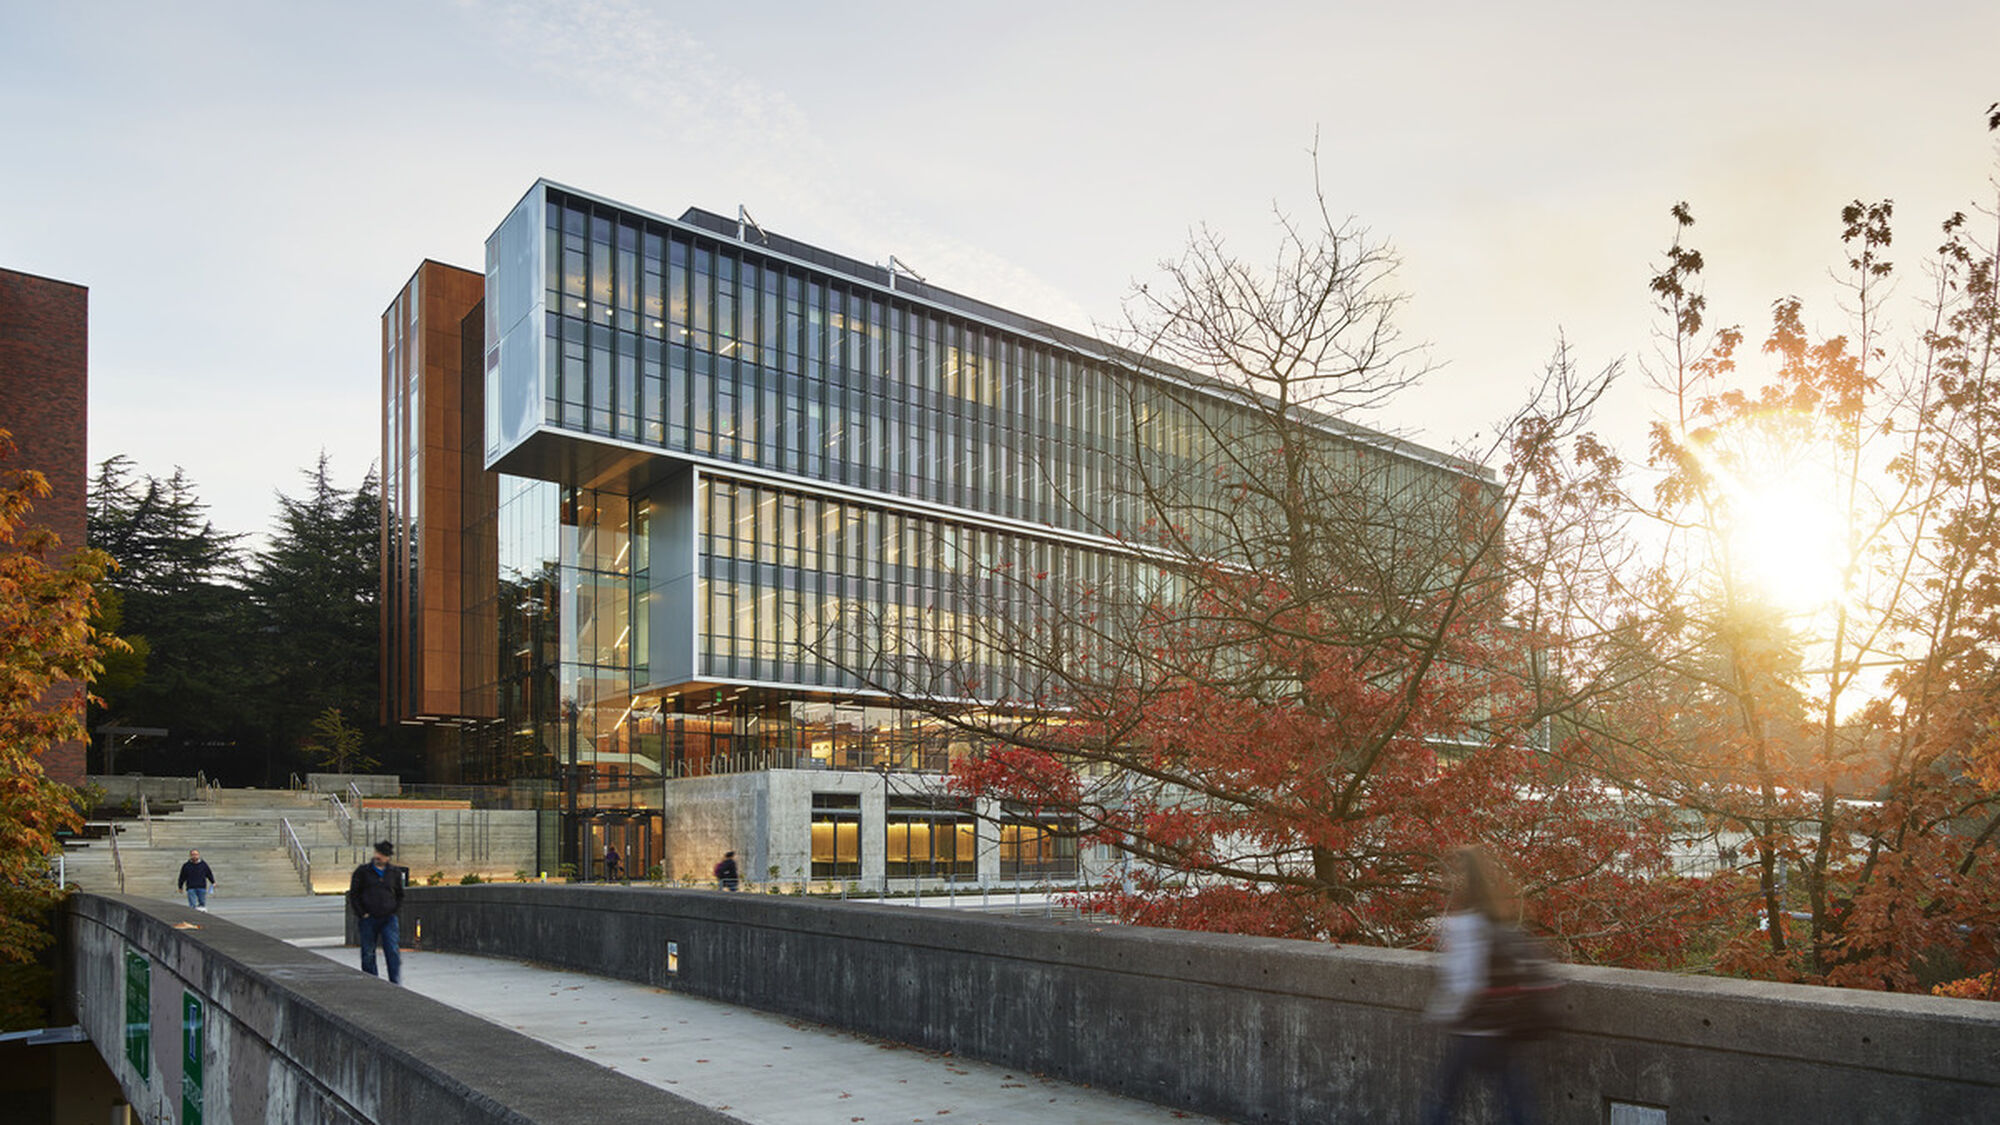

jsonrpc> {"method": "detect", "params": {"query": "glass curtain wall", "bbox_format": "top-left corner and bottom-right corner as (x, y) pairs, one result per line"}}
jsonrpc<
(532, 187), (1344, 543)
(696, 475), (1145, 697)
(382, 285), (411, 716)
(527, 186), (1485, 708)
(469, 479), (657, 812)
(479, 476), (561, 791)
(558, 488), (652, 812)
(648, 698), (958, 778)
(382, 281), (425, 717)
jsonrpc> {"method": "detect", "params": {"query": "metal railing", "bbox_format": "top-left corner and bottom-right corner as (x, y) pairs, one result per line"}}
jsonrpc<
(328, 793), (353, 844)
(661, 746), (952, 780)
(395, 782), (529, 808)
(346, 781), (366, 815)
(139, 793), (153, 846)
(279, 818), (311, 892)
(106, 824), (126, 894)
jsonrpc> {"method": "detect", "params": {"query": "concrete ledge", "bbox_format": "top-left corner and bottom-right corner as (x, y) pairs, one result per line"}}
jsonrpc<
(63, 893), (736, 1124)
(310, 774), (400, 796)
(87, 775), (197, 803)
(399, 885), (2000, 1124)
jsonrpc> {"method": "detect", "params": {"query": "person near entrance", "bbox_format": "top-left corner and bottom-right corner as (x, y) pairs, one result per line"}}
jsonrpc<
(347, 840), (406, 984)
(176, 849), (217, 911)
(713, 850), (740, 890)
(603, 844), (624, 882)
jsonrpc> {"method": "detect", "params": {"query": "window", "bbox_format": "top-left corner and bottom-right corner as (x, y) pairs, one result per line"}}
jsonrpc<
(884, 797), (976, 879)
(999, 807), (1077, 879)
(811, 792), (861, 878)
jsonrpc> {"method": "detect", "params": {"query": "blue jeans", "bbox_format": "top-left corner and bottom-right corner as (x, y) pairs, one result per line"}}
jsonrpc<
(185, 887), (209, 909)
(357, 914), (402, 984)
(1423, 1034), (1538, 1125)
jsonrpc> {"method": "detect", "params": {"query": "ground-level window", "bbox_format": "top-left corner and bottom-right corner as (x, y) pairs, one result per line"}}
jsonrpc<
(999, 808), (1077, 879)
(811, 792), (861, 877)
(885, 797), (976, 878)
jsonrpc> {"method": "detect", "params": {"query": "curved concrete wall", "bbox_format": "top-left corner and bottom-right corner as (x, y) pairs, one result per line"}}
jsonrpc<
(401, 884), (2000, 1124)
(61, 893), (733, 1124)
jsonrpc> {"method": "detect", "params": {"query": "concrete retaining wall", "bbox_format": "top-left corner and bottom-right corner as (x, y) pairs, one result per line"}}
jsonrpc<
(87, 775), (198, 803)
(61, 893), (733, 1124)
(322, 808), (542, 877)
(309, 774), (401, 796)
(401, 885), (2000, 1124)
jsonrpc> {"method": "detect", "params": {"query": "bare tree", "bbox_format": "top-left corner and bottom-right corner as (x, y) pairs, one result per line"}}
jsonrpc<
(833, 185), (1703, 958)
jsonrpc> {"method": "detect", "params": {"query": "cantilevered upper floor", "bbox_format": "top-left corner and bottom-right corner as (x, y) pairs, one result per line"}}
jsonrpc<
(481, 180), (1486, 547)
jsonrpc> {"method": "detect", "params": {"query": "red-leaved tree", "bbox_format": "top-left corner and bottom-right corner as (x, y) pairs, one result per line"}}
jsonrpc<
(865, 194), (1730, 963)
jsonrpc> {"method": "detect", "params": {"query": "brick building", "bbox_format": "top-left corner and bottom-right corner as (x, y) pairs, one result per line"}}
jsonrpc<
(0, 266), (90, 786)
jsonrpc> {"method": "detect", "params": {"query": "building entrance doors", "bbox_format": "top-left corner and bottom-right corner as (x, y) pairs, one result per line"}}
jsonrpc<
(581, 812), (660, 882)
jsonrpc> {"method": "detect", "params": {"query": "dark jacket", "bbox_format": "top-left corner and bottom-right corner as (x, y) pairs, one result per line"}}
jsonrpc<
(176, 860), (215, 890)
(347, 860), (405, 919)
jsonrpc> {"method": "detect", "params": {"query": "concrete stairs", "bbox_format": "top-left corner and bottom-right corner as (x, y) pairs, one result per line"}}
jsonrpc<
(62, 787), (342, 900)
(63, 785), (549, 898)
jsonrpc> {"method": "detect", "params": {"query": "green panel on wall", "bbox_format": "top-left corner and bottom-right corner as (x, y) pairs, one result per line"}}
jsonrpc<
(181, 990), (205, 1125)
(123, 949), (149, 1079)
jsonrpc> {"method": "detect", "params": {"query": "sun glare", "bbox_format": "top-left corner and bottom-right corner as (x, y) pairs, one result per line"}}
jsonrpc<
(1724, 475), (1848, 616)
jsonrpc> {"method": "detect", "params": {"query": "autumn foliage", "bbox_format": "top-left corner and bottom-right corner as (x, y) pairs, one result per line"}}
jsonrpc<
(922, 127), (2000, 1001)
(0, 429), (116, 970)
(901, 196), (1740, 971)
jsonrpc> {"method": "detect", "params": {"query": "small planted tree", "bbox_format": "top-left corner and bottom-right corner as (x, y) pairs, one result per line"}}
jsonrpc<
(302, 706), (376, 775)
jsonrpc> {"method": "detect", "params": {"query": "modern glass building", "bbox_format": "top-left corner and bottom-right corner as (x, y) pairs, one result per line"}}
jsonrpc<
(384, 181), (1485, 884)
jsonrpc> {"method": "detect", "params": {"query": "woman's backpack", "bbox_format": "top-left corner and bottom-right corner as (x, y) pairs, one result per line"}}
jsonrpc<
(1470, 924), (1565, 1039)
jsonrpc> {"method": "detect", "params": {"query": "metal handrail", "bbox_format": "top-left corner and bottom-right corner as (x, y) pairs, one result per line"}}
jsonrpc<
(346, 781), (366, 815)
(106, 824), (126, 894)
(328, 794), (353, 844)
(279, 818), (311, 892)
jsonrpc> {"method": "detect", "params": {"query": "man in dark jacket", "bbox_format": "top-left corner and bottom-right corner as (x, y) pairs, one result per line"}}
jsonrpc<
(347, 840), (406, 984)
(176, 849), (217, 911)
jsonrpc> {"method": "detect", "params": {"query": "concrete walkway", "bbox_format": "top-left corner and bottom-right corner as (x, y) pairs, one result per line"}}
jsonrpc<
(214, 896), (1227, 1125)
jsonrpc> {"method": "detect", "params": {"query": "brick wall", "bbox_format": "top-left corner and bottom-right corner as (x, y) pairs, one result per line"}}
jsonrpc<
(0, 266), (90, 786)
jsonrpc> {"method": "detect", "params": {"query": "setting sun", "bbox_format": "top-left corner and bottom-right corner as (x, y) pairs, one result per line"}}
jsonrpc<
(1724, 474), (1849, 616)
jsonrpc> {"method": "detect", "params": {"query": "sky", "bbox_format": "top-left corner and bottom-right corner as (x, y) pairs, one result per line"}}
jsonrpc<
(2, 0), (1996, 544)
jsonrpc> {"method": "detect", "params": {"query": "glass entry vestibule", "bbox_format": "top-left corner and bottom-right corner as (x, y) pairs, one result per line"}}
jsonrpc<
(580, 810), (661, 881)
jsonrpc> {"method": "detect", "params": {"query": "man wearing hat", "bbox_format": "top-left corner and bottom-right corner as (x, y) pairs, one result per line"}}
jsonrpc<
(347, 840), (407, 984)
